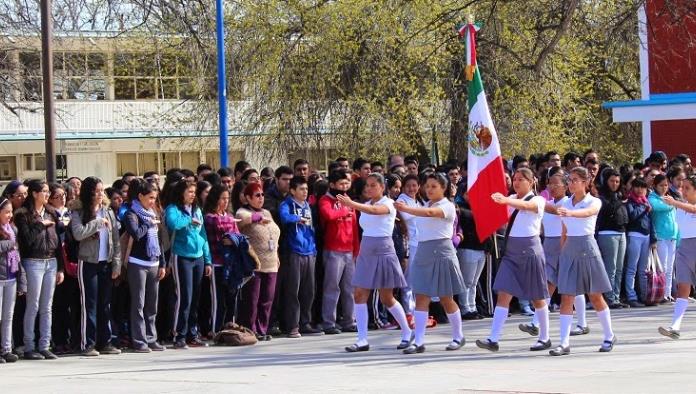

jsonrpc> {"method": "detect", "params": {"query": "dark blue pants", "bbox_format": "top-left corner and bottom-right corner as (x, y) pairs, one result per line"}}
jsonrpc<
(173, 256), (204, 341)
(78, 261), (114, 350)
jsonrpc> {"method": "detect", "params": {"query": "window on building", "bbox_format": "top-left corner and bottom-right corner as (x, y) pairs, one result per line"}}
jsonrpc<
(19, 52), (42, 101)
(0, 156), (17, 181)
(116, 153), (137, 176)
(205, 150), (245, 170)
(21, 153), (46, 171)
(114, 52), (210, 100)
(137, 153), (159, 174)
(53, 52), (106, 100)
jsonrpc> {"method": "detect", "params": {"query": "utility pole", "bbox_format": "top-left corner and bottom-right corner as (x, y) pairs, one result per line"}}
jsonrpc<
(40, 0), (56, 182)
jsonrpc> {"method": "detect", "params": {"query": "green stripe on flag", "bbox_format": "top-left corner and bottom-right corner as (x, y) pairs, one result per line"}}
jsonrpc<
(467, 67), (484, 112)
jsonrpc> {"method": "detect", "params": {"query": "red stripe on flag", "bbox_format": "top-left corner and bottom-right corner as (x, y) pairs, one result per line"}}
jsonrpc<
(469, 24), (477, 67)
(468, 157), (509, 242)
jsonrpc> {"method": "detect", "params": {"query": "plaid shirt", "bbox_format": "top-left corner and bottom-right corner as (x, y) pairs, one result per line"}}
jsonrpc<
(204, 213), (240, 267)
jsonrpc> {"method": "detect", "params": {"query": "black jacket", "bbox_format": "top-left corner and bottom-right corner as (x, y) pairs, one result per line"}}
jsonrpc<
(596, 194), (628, 233)
(14, 206), (64, 270)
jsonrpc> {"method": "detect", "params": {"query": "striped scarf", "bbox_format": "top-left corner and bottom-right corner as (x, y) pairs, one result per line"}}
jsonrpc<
(131, 200), (161, 259)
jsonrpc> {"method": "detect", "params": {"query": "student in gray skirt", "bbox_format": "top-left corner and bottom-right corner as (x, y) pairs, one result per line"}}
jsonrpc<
(659, 176), (696, 340)
(475, 168), (551, 353)
(519, 169), (588, 342)
(551, 166), (616, 356)
(337, 173), (412, 352)
(395, 173), (466, 354)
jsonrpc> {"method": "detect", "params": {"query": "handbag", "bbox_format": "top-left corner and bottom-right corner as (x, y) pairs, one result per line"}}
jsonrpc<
(61, 241), (78, 278)
(644, 248), (666, 306)
(213, 322), (258, 346)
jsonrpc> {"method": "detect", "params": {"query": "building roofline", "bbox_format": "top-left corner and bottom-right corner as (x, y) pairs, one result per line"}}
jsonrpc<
(603, 92), (696, 109)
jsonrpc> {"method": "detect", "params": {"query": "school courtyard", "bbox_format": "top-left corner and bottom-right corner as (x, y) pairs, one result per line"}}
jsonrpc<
(4, 303), (694, 393)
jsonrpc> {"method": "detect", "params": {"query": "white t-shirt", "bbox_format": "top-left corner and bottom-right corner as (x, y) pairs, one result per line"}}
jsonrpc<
(396, 194), (420, 247)
(416, 198), (456, 242)
(560, 194), (602, 236)
(97, 210), (109, 261)
(359, 196), (396, 237)
(676, 208), (696, 239)
(542, 196), (568, 237)
(508, 192), (545, 237)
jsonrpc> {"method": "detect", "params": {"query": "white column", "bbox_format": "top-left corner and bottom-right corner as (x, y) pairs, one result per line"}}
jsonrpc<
(638, 4), (651, 159)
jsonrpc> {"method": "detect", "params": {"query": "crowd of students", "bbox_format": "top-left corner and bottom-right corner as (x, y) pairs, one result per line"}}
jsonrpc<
(0, 149), (694, 363)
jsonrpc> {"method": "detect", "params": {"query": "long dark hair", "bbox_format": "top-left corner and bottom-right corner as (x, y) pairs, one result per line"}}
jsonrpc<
(22, 179), (49, 214)
(599, 168), (621, 198)
(0, 198), (12, 240)
(196, 181), (211, 207)
(160, 171), (186, 208)
(79, 176), (103, 223)
(204, 184), (229, 214)
(171, 179), (198, 212)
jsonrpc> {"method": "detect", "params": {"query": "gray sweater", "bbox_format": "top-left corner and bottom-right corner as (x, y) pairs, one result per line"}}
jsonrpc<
(69, 201), (122, 274)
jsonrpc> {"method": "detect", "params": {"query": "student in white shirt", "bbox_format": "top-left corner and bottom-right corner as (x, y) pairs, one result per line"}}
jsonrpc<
(475, 168), (551, 353)
(395, 173), (466, 354)
(659, 176), (696, 339)
(519, 170), (588, 341)
(337, 173), (411, 352)
(395, 174), (421, 316)
(551, 167), (615, 356)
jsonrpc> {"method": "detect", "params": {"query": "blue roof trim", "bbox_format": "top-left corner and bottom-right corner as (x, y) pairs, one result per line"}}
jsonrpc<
(603, 92), (696, 109)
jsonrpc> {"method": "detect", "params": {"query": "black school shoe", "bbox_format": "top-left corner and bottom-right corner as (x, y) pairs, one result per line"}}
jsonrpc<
(402, 344), (426, 354)
(549, 345), (570, 356)
(658, 326), (680, 340)
(299, 325), (324, 336)
(518, 323), (539, 336)
(345, 343), (369, 352)
(323, 327), (342, 335)
(599, 336), (617, 352)
(39, 350), (58, 360)
(475, 339), (499, 352)
(530, 339), (552, 351)
(445, 338), (465, 351)
(570, 325), (590, 336)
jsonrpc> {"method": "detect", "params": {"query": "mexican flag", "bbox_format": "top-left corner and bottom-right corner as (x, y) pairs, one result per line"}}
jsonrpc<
(459, 22), (509, 241)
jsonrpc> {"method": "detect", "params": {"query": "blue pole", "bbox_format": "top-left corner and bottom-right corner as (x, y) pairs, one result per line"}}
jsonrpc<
(215, 0), (228, 168)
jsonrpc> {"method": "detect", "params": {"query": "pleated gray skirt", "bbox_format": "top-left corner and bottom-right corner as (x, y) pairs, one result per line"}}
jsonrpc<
(410, 238), (466, 297)
(352, 236), (408, 290)
(493, 236), (549, 300)
(675, 238), (696, 287)
(557, 235), (612, 295)
(543, 236), (562, 286)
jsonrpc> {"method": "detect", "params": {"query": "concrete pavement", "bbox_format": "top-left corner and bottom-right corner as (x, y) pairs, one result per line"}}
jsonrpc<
(3, 304), (695, 393)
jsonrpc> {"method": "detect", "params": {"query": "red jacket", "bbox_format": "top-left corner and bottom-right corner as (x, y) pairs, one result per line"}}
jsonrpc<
(318, 193), (360, 256)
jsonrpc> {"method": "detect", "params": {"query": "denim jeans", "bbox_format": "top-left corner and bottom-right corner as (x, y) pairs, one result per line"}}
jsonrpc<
(22, 258), (57, 352)
(0, 280), (17, 353)
(624, 235), (650, 302)
(597, 234), (627, 304)
(656, 239), (677, 298)
(456, 249), (486, 313)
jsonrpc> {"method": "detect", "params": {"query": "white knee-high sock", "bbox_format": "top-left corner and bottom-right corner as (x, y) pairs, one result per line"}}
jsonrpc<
(355, 303), (368, 346)
(671, 298), (689, 331)
(489, 306), (508, 343)
(596, 309), (614, 341)
(536, 305), (550, 342)
(574, 295), (587, 327)
(414, 310), (428, 346)
(447, 310), (463, 342)
(531, 298), (550, 327)
(559, 314), (573, 348)
(387, 303), (412, 341)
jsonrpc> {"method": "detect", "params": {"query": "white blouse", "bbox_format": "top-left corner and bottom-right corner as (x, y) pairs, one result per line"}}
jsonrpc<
(508, 192), (545, 237)
(359, 196), (396, 237)
(676, 207), (696, 239)
(416, 198), (456, 242)
(560, 194), (602, 236)
(396, 194), (420, 247)
(542, 196), (568, 238)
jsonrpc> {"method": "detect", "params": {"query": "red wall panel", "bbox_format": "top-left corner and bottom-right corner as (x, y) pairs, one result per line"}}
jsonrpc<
(651, 119), (696, 157)
(647, 0), (696, 94)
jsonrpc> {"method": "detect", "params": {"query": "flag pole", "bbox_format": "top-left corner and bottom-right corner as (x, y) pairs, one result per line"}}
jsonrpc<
(215, 0), (229, 168)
